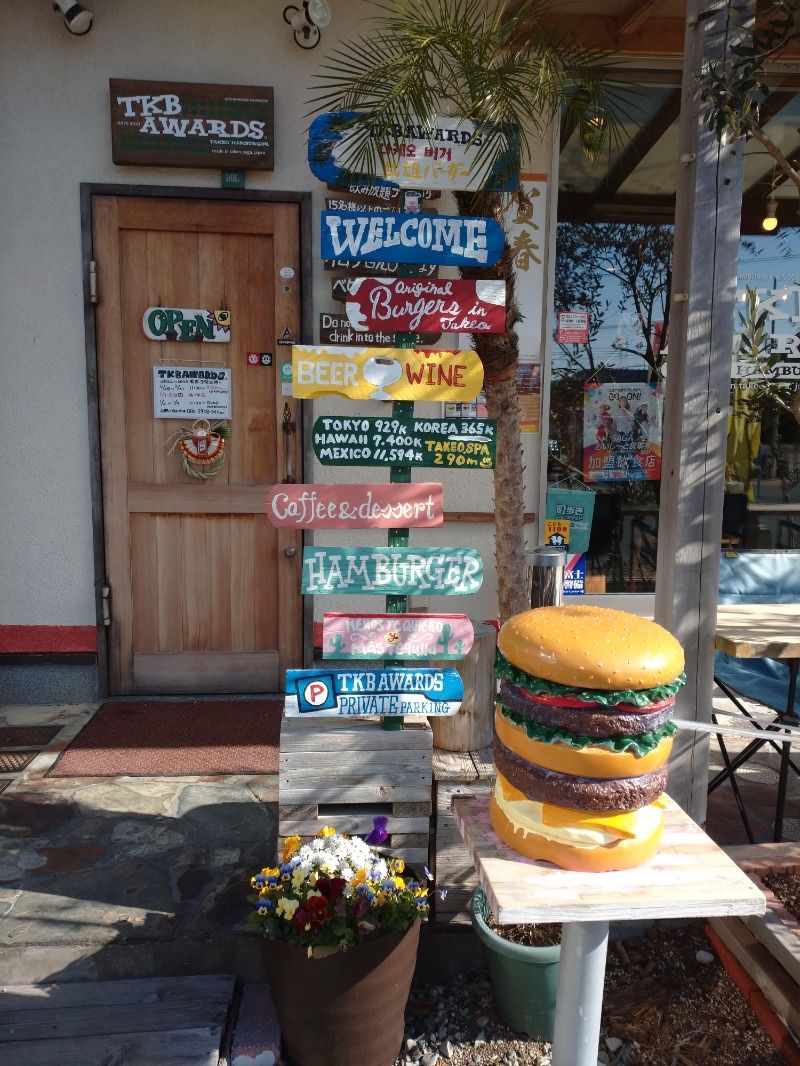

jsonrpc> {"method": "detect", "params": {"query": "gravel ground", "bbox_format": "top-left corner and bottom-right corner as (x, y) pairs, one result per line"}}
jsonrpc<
(393, 920), (789, 1066)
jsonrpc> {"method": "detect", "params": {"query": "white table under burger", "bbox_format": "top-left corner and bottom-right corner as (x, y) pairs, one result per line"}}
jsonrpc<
(452, 792), (765, 1066)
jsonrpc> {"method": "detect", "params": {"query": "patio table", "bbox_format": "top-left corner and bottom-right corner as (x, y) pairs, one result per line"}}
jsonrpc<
(452, 791), (765, 1066)
(711, 603), (800, 842)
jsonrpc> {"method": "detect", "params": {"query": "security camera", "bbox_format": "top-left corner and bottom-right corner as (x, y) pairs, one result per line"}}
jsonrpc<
(53, 0), (93, 35)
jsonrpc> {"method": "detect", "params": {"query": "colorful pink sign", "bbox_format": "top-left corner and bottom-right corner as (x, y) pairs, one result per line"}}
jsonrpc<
(322, 613), (474, 660)
(346, 278), (505, 335)
(265, 483), (443, 528)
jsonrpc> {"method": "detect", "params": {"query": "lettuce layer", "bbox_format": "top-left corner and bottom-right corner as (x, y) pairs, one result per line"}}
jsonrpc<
(494, 650), (685, 707)
(497, 697), (678, 757)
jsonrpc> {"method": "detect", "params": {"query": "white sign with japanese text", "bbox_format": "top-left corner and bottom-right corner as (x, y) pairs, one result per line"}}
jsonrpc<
(153, 366), (232, 419)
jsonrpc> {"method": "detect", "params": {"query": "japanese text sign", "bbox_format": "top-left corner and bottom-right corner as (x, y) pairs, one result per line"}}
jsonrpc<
(322, 614), (474, 660)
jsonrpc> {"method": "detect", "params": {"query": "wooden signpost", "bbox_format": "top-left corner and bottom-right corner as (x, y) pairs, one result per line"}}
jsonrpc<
(346, 278), (506, 335)
(309, 112), (519, 192)
(142, 307), (231, 342)
(285, 667), (464, 718)
(265, 483), (443, 528)
(301, 546), (483, 596)
(291, 345), (484, 401)
(312, 414), (496, 469)
(320, 211), (504, 267)
(322, 613), (474, 660)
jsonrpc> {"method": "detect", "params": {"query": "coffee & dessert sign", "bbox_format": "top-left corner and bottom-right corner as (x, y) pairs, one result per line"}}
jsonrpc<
(109, 79), (274, 169)
(265, 483), (443, 528)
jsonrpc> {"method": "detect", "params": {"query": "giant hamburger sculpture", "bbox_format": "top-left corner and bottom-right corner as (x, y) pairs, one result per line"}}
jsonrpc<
(491, 605), (685, 872)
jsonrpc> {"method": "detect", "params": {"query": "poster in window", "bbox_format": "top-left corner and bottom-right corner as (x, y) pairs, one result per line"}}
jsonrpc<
(516, 359), (541, 432)
(583, 382), (662, 482)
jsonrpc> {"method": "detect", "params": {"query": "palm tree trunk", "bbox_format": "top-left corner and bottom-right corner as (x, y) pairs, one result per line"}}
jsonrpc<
(485, 372), (529, 621)
(455, 189), (528, 623)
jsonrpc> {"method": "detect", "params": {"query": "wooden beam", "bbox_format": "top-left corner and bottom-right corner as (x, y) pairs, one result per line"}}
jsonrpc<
(655, 0), (754, 822)
(543, 15), (687, 58)
(619, 0), (670, 36)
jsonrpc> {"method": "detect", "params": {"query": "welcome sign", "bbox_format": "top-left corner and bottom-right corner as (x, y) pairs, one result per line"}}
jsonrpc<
(321, 211), (504, 267)
(323, 613), (474, 660)
(309, 111), (519, 192)
(265, 483), (443, 528)
(312, 414), (496, 468)
(285, 667), (464, 718)
(302, 547), (483, 595)
(346, 278), (506, 334)
(291, 345), (483, 401)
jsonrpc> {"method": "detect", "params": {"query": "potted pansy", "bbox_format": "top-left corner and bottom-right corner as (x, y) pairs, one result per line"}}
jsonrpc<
(249, 827), (428, 1066)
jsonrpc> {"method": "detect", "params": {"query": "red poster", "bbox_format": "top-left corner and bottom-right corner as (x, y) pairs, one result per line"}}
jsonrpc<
(346, 278), (505, 334)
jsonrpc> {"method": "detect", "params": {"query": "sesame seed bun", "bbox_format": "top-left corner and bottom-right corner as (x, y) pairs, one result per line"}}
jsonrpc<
(497, 606), (685, 692)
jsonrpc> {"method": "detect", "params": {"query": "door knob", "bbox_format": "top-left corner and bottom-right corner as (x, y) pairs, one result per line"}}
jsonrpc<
(284, 546), (297, 557)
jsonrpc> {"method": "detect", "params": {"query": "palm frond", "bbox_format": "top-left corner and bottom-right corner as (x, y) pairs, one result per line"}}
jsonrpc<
(308, 0), (637, 189)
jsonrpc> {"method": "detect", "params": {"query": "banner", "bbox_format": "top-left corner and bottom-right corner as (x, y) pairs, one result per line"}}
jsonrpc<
(545, 488), (596, 556)
(583, 382), (662, 482)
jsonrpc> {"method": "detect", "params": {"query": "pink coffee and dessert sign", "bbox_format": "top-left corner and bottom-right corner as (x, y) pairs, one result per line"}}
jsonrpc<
(265, 482), (443, 528)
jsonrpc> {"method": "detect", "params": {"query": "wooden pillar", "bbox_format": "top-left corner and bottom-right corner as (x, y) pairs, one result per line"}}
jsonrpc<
(656, 0), (754, 820)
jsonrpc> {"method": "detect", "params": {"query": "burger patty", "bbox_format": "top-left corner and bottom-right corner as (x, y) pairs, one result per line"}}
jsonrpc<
(494, 737), (669, 813)
(499, 680), (675, 738)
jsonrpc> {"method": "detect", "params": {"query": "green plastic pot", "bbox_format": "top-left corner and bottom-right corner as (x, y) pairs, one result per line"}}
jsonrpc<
(471, 887), (561, 1041)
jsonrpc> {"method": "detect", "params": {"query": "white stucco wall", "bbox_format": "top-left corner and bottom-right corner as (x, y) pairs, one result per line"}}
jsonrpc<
(0, 0), (554, 629)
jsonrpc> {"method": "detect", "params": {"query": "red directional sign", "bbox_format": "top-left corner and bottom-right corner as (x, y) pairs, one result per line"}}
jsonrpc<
(346, 278), (505, 335)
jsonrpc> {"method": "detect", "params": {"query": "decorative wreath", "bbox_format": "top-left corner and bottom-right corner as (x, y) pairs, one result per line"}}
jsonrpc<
(166, 419), (229, 480)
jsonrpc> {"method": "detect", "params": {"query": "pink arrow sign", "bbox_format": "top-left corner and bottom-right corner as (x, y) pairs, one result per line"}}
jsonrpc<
(323, 613), (474, 660)
(346, 278), (506, 334)
(266, 483), (443, 528)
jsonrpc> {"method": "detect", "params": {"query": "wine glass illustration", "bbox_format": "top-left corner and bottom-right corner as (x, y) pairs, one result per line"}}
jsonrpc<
(363, 355), (403, 400)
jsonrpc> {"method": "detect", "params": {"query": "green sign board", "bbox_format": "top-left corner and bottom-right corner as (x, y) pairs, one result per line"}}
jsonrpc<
(302, 547), (483, 595)
(312, 415), (496, 469)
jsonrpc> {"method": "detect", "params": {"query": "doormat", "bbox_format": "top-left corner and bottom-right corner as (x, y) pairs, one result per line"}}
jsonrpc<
(47, 700), (283, 778)
(0, 725), (62, 748)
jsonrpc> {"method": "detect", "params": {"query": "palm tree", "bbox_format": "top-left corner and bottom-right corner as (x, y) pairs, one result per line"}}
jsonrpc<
(311, 0), (626, 622)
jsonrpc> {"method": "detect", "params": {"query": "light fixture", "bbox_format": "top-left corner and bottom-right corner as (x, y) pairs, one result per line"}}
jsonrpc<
(762, 197), (779, 232)
(283, 0), (330, 49)
(52, 0), (93, 34)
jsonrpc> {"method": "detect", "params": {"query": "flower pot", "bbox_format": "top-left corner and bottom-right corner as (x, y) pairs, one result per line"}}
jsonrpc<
(261, 918), (421, 1066)
(471, 888), (561, 1041)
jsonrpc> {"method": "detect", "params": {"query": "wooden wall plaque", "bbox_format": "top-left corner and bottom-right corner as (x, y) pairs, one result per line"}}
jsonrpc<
(110, 79), (274, 170)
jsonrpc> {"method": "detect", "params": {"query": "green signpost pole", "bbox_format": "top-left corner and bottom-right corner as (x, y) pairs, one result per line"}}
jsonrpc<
(383, 191), (421, 730)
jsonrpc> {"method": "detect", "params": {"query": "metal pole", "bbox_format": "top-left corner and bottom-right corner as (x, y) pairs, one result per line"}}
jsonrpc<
(552, 920), (610, 1066)
(526, 546), (566, 608)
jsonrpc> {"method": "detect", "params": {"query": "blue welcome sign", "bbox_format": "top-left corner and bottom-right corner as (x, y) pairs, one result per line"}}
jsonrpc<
(320, 211), (504, 268)
(308, 111), (520, 192)
(285, 667), (464, 717)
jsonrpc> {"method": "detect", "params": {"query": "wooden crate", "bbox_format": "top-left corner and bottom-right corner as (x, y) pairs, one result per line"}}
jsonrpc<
(279, 714), (433, 867)
(432, 745), (495, 924)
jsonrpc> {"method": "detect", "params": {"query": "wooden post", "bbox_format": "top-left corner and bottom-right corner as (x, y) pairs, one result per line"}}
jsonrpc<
(655, 0), (754, 820)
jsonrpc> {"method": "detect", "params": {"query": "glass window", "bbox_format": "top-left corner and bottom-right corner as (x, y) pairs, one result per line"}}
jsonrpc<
(547, 222), (672, 593)
(730, 231), (800, 548)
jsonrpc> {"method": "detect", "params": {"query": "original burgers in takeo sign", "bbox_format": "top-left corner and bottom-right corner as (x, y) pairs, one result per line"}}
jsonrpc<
(490, 606), (686, 873)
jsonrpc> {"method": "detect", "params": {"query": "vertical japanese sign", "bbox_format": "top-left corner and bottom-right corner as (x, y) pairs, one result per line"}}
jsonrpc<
(505, 173), (547, 360)
(583, 382), (662, 482)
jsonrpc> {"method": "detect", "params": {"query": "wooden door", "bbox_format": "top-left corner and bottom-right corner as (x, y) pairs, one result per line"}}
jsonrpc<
(93, 196), (303, 694)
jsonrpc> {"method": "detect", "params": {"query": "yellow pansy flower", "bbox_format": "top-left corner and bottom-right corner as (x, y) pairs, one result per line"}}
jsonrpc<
(276, 897), (300, 919)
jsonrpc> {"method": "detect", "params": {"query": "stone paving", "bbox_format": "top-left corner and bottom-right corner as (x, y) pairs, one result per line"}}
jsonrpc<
(0, 702), (278, 985)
